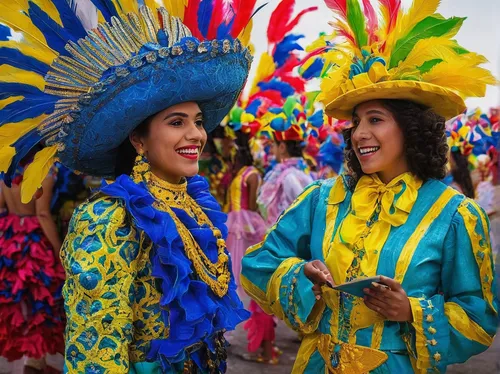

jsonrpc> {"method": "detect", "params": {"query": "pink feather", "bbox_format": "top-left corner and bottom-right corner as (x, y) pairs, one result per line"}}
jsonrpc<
(362, 0), (378, 43)
(324, 0), (347, 18)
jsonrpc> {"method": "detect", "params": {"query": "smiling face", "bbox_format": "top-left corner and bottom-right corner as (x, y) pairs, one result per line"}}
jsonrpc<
(351, 100), (409, 184)
(130, 102), (207, 183)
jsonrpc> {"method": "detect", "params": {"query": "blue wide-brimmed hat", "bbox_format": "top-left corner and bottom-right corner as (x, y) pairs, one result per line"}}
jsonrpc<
(0, 0), (256, 202)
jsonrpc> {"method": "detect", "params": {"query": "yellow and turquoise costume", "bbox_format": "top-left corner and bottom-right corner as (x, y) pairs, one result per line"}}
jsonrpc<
(242, 174), (498, 373)
(242, 0), (498, 373)
(0, 0), (258, 372)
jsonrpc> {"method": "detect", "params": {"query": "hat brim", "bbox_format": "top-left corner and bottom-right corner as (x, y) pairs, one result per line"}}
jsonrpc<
(59, 41), (251, 178)
(325, 81), (466, 120)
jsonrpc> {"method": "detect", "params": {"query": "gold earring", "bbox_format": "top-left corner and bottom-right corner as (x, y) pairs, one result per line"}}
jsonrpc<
(131, 150), (150, 183)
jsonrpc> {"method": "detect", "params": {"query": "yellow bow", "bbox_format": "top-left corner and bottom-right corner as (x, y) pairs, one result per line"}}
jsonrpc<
(350, 173), (422, 228)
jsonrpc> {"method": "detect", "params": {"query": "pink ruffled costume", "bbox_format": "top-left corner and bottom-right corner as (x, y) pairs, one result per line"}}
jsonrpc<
(225, 166), (267, 288)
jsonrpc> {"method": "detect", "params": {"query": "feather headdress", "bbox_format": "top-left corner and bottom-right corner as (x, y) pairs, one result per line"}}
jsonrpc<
(0, 0), (258, 202)
(316, 0), (496, 120)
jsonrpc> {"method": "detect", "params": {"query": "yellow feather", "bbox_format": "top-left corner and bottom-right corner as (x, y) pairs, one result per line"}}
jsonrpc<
(398, 0), (440, 38)
(393, 37), (458, 71)
(21, 145), (58, 204)
(0, 146), (16, 173)
(249, 52), (275, 96)
(423, 61), (497, 97)
(10, 0), (63, 25)
(0, 96), (23, 111)
(162, 0), (188, 19)
(0, 66), (45, 91)
(237, 19), (253, 47)
(115, 0), (139, 14)
(0, 115), (46, 150)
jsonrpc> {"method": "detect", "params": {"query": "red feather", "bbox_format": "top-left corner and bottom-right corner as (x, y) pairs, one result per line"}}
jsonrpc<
(249, 90), (285, 107)
(380, 0), (401, 35)
(267, 0), (295, 45)
(231, 0), (258, 38)
(282, 6), (318, 37)
(279, 75), (306, 92)
(362, 0), (378, 43)
(207, 0), (225, 40)
(183, 0), (203, 39)
(324, 0), (347, 18)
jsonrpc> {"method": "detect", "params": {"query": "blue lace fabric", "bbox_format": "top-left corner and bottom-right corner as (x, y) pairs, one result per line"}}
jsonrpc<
(63, 174), (249, 373)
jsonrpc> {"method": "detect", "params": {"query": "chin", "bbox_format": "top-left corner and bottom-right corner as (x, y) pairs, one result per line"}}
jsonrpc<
(183, 166), (199, 177)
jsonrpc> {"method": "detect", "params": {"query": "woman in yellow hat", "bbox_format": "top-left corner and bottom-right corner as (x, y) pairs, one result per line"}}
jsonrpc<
(242, 0), (499, 373)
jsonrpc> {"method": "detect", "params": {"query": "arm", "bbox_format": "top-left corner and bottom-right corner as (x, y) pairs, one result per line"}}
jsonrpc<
(0, 183), (7, 215)
(241, 182), (325, 334)
(62, 198), (139, 373)
(246, 172), (260, 212)
(35, 176), (62, 256)
(406, 199), (499, 372)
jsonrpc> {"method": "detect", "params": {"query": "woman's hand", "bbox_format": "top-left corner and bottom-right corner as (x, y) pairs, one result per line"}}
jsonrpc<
(303, 260), (334, 300)
(363, 276), (413, 322)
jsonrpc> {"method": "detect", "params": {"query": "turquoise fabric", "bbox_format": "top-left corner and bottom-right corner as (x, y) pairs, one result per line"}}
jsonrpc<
(242, 175), (499, 373)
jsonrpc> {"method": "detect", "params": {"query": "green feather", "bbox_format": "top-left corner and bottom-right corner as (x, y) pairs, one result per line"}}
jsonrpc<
(418, 59), (442, 74)
(346, 0), (368, 47)
(390, 16), (466, 69)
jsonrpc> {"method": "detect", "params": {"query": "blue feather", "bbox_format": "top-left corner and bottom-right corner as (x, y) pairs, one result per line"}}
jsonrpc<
(197, 0), (214, 38)
(246, 99), (261, 116)
(258, 79), (295, 98)
(51, 0), (87, 39)
(274, 34), (304, 68)
(302, 58), (324, 79)
(308, 110), (324, 128)
(89, 0), (119, 21)
(217, 17), (234, 40)
(28, 2), (75, 55)
(3, 132), (43, 187)
(0, 47), (51, 75)
(0, 24), (11, 41)
(0, 83), (57, 125)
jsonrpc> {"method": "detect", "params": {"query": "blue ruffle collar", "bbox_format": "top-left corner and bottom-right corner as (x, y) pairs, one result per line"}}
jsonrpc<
(99, 174), (249, 372)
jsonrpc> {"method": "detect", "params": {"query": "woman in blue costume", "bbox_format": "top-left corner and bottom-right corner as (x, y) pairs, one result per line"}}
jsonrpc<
(0, 0), (259, 372)
(241, 0), (499, 373)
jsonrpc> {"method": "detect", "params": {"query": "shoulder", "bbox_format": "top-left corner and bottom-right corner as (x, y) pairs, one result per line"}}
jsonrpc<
(68, 194), (129, 232)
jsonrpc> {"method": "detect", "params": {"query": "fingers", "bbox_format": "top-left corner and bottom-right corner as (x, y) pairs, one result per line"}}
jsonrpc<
(364, 287), (393, 303)
(379, 276), (402, 291)
(312, 284), (322, 300)
(304, 260), (333, 286)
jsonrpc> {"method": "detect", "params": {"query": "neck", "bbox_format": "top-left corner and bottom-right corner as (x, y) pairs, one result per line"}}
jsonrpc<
(150, 167), (183, 184)
(377, 167), (410, 184)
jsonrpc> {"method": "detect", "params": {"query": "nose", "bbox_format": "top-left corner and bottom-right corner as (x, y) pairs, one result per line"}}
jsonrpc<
(186, 120), (205, 142)
(351, 119), (371, 143)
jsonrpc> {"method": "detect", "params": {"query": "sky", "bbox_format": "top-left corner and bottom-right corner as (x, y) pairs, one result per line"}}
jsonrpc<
(249, 0), (500, 110)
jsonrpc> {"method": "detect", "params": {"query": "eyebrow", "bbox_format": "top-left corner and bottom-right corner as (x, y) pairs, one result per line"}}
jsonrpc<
(164, 111), (203, 120)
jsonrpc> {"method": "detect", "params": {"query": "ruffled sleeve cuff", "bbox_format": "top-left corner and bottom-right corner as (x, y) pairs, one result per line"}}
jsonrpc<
(267, 258), (325, 334)
(408, 295), (450, 373)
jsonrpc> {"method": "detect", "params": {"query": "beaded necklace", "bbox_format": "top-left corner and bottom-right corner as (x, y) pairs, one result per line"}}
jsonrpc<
(132, 159), (230, 298)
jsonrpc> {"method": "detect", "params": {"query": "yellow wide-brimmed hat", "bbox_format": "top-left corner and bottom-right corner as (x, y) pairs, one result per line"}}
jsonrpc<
(313, 0), (496, 120)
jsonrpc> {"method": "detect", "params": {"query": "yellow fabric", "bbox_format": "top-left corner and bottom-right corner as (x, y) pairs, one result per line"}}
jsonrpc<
(325, 80), (466, 121)
(370, 322), (385, 349)
(408, 297), (429, 372)
(445, 302), (493, 346)
(394, 187), (458, 283)
(327, 173), (422, 286)
(61, 197), (167, 372)
(227, 167), (245, 212)
(267, 257), (305, 320)
(314, 333), (388, 374)
(457, 200), (497, 314)
(322, 179), (346, 260)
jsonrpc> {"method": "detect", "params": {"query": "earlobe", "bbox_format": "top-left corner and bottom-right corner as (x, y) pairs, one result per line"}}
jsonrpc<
(129, 132), (144, 154)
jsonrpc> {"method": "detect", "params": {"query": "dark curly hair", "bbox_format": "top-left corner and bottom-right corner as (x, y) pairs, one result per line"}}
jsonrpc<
(451, 150), (475, 198)
(115, 115), (153, 177)
(343, 99), (449, 184)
